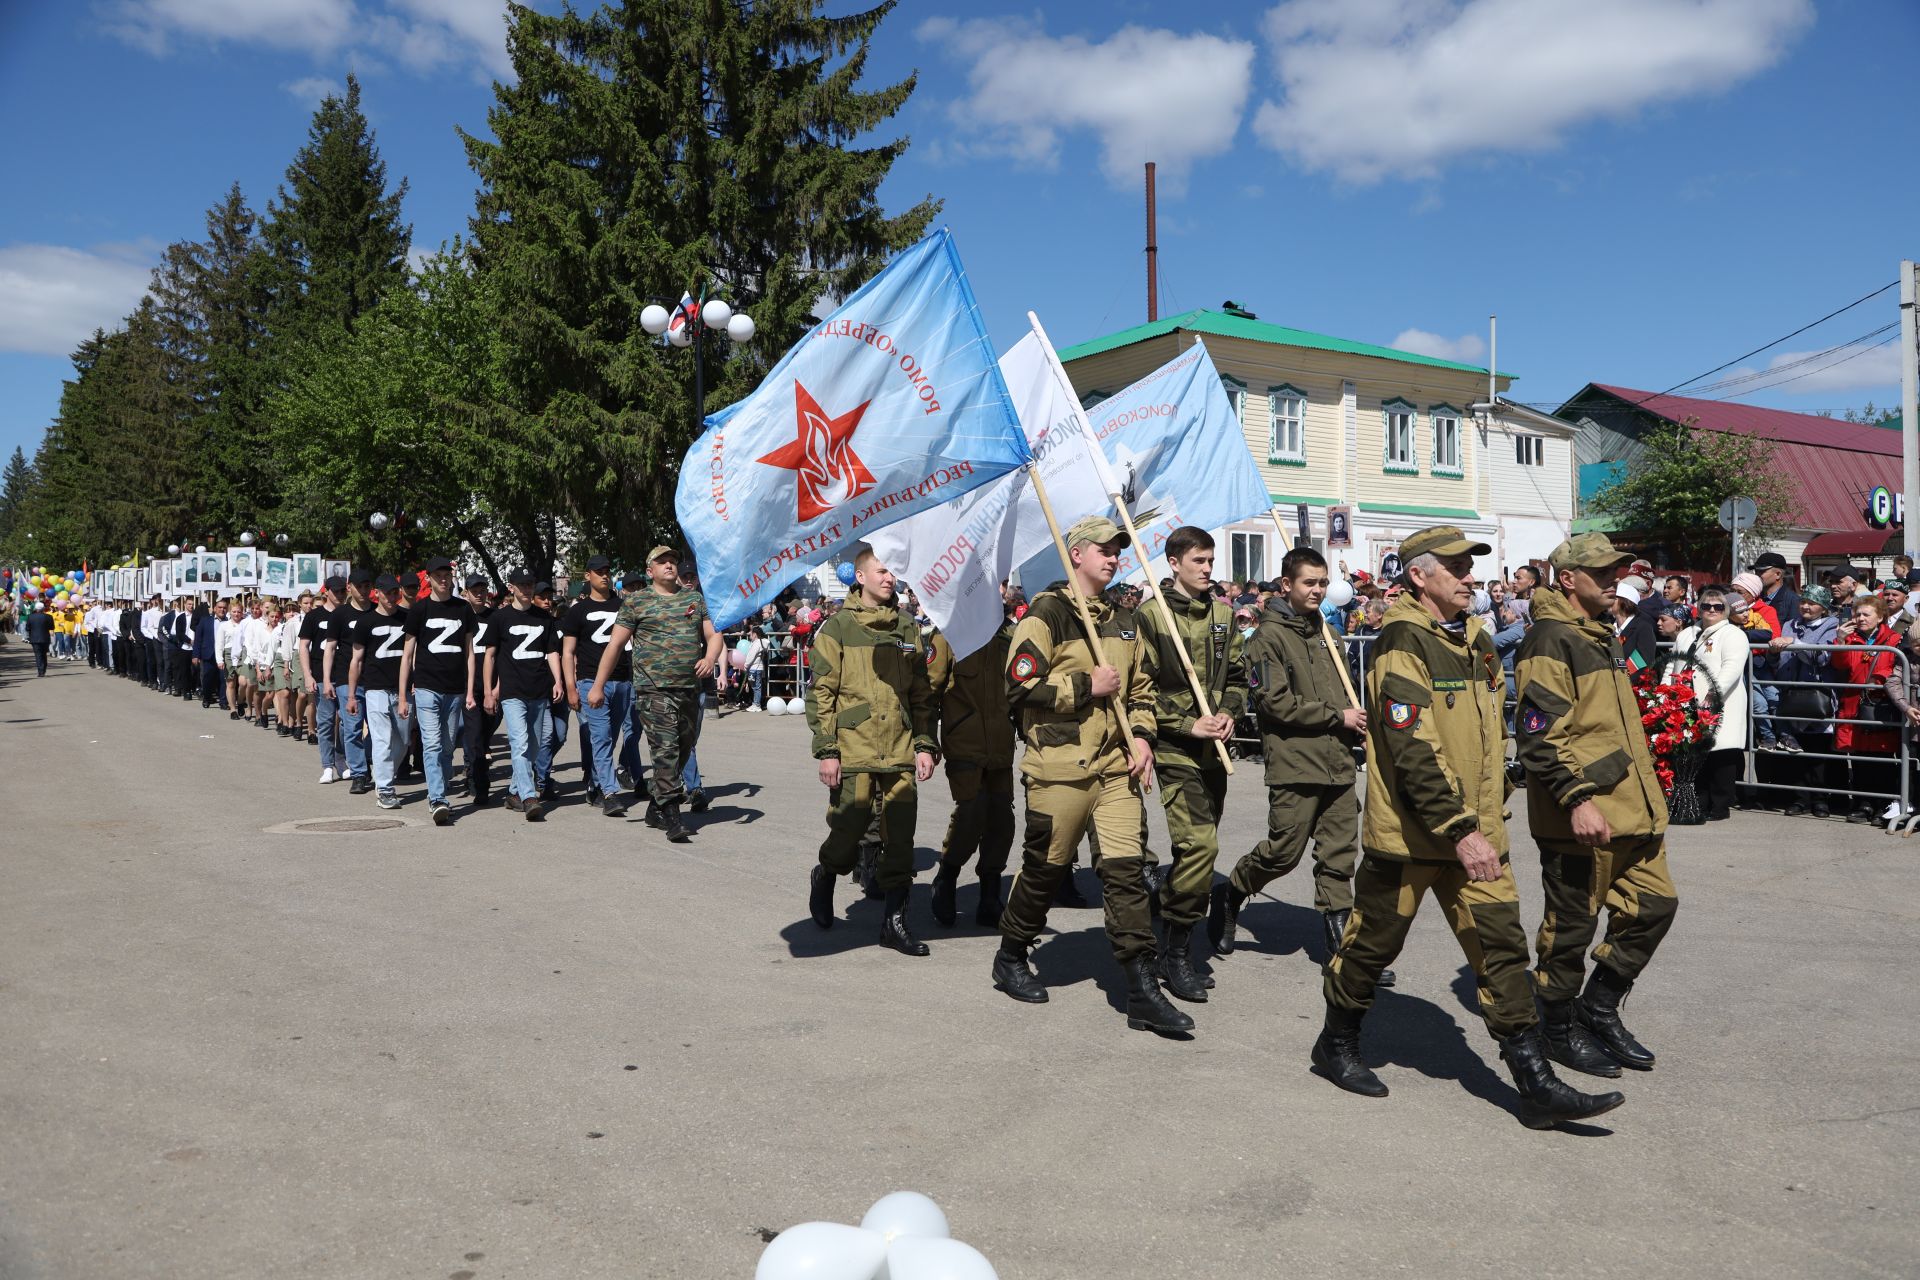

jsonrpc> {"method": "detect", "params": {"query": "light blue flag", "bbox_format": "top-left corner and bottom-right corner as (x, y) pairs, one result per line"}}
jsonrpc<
(675, 229), (1030, 629)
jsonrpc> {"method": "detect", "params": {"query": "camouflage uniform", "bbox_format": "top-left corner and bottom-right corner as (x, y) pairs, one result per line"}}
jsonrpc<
(929, 624), (1017, 886)
(615, 584), (710, 809)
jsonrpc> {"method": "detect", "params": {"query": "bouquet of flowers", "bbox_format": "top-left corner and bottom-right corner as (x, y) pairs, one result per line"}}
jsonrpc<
(1632, 669), (1721, 798)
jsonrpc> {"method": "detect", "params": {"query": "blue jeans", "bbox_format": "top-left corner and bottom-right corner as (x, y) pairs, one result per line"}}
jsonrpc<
(750, 668), (765, 708)
(414, 688), (464, 805)
(1754, 682), (1781, 743)
(501, 697), (552, 801)
(314, 688), (343, 772)
(578, 679), (637, 797)
(338, 687), (369, 779)
(364, 688), (406, 790)
(680, 690), (708, 793)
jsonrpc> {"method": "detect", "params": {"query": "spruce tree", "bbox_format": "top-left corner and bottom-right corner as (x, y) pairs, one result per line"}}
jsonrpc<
(460, 0), (937, 566)
(0, 447), (32, 550)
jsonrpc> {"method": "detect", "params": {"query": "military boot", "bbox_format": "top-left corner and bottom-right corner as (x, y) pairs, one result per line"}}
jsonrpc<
(991, 939), (1047, 1003)
(930, 866), (960, 927)
(1123, 956), (1195, 1033)
(974, 875), (1004, 927)
(1539, 997), (1621, 1078)
(1323, 908), (1394, 987)
(855, 843), (884, 898)
(1157, 924), (1209, 1003)
(879, 887), (930, 957)
(1576, 965), (1656, 1069)
(808, 864), (837, 930)
(657, 802), (691, 843)
(1208, 882), (1246, 955)
(1310, 1006), (1388, 1098)
(1500, 1025), (1627, 1129)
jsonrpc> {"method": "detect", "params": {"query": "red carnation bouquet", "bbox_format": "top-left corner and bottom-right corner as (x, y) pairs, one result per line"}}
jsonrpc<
(1632, 669), (1721, 795)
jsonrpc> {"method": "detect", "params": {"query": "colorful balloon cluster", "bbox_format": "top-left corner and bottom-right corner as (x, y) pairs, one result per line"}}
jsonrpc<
(755, 1192), (997, 1280)
(9, 566), (90, 606)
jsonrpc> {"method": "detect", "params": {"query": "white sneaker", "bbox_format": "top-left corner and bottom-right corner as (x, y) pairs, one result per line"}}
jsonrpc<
(318, 767), (337, 785)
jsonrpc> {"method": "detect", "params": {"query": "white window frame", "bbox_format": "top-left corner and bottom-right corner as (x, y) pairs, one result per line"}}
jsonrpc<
(1429, 403), (1463, 476)
(1268, 383), (1307, 465)
(1515, 435), (1544, 466)
(1221, 374), (1246, 423)
(1382, 398), (1417, 473)
(1230, 530), (1268, 585)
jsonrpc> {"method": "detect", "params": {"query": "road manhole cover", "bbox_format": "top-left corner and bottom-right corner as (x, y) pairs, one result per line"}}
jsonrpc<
(264, 816), (416, 835)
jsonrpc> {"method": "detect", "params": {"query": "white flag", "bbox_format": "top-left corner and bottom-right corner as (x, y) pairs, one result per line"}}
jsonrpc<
(866, 330), (1107, 659)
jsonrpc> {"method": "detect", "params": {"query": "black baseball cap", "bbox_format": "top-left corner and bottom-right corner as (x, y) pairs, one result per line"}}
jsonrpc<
(324, 575), (347, 593)
(464, 574), (490, 592)
(374, 573), (400, 593)
(507, 569), (533, 587)
(1748, 552), (1788, 572)
(425, 554), (454, 572)
(350, 568), (375, 586)
(585, 554), (612, 573)
(530, 579), (555, 597)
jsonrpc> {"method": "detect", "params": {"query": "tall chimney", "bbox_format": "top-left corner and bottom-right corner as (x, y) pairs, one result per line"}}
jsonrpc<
(1145, 162), (1158, 323)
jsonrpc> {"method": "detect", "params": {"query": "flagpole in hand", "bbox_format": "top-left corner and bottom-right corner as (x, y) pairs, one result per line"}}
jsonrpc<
(1028, 314), (1235, 774)
(1266, 507), (1362, 710)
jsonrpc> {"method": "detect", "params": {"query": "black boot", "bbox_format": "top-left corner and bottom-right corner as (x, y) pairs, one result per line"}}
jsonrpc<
(1576, 965), (1655, 1069)
(991, 939), (1047, 1003)
(879, 887), (930, 956)
(1157, 924), (1208, 1003)
(974, 875), (1003, 927)
(1323, 908), (1393, 987)
(1208, 882), (1246, 955)
(1500, 1025), (1627, 1129)
(809, 864), (836, 930)
(657, 802), (691, 843)
(1310, 1006), (1388, 1097)
(1539, 997), (1622, 1078)
(1123, 956), (1195, 1033)
(930, 867), (959, 927)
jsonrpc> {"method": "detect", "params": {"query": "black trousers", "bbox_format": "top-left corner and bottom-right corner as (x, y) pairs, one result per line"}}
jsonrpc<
(172, 650), (193, 697)
(463, 699), (501, 800)
(1699, 749), (1741, 820)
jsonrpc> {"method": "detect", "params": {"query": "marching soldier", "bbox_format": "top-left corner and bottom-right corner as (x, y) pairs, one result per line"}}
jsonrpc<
(927, 608), (1018, 928)
(1314, 526), (1624, 1128)
(804, 545), (939, 955)
(990, 515), (1192, 1035)
(1136, 526), (1244, 1002)
(1515, 533), (1676, 1075)
(1210, 545), (1392, 986)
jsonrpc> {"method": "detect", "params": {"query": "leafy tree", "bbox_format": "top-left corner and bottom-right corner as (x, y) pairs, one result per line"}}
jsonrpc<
(459, 0), (937, 567)
(1589, 419), (1797, 571)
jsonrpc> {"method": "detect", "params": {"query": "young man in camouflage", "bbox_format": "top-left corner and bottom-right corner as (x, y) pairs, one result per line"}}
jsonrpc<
(804, 545), (938, 956)
(1515, 532), (1675, 1076)
(925, 605), (1018, 928)
(1211, 545), (1393, 986)
(587, 546), (722, 843)
(1314, 525), (1624, 1129)
(1135, 526), (1244, 1002)
(990, 514), (1191, 1035)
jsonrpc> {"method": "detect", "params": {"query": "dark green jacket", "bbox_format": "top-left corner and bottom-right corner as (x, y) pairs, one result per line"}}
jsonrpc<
(1246, 597), (1358, 787)
(1515, 587), (1669, 841)
(1137, 583), (1246, 772)
(805, 601), (937, 771)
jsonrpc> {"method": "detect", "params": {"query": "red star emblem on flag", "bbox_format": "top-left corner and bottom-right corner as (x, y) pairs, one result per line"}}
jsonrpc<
(757, 381), (876, 522)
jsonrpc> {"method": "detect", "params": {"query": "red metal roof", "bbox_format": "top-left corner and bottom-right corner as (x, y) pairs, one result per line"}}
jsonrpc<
(1584, 384), (1901, 532)
(1803, 530), (1899, 558)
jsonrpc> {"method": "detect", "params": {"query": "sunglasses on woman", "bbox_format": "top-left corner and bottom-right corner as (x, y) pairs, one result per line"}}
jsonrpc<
(1699, 602), (1728, 612)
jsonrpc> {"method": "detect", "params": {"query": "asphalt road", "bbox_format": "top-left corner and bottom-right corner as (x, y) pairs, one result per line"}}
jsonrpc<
(2, 641), (1916, 1279)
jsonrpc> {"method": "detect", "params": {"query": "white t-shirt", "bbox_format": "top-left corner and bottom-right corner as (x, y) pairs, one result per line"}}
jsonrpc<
(279, 616), (303, 664)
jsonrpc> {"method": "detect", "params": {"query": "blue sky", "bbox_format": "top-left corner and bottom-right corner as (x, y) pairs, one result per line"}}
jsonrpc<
(2, 0), (1916, 469)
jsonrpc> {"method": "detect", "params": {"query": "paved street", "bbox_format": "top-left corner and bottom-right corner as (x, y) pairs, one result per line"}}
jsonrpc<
(2, 640), (1916, 1280)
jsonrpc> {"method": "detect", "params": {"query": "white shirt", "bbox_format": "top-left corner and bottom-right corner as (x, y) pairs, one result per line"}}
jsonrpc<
(243, 617), (278, 666)
(141, 607), (160, 639)
(279, 615), (303, 664)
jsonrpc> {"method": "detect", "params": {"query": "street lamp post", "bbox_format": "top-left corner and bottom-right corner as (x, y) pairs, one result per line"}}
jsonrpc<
(639, 294), (756, 438)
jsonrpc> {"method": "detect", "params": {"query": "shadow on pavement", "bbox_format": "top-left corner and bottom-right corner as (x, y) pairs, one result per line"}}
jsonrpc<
(1235, 895), (1324, 961)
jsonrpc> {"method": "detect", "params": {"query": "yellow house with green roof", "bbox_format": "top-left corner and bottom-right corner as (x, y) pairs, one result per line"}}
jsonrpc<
(1057, 304), (1571, 583)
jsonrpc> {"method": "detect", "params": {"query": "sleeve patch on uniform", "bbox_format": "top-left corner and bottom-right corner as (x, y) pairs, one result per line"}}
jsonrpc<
(1520, 706), (1551, 735)
(1387, 701), (1419, 729)
(1008, 639), (1046, 683)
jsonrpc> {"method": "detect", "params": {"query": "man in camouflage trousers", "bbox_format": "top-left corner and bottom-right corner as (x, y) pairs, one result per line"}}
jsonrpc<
(1136, 526), (1244, 1002)
(1313, 525), (1624, 1129)
(587, 546), (722, 843)
(926, 607), (1018, 929)
(1516, 532), (1676, 1077)
(805, 545), (939, 955)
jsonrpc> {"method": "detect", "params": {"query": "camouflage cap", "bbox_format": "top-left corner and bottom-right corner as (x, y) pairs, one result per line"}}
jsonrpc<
(646, 545), (680, 565)
(1066, 514), (1128, 550)
(1399, 525), (1491, 562)
(1549, 532), (1635, 577)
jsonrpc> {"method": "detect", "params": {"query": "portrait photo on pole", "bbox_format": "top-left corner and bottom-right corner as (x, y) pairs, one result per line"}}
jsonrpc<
(227, 547), (259, 587)
(293, 554), (321, 589)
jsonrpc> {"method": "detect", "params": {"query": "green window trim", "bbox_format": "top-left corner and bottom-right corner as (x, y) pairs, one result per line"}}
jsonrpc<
(1381, 397), (1418, 472)
(1364, 502), (1482, 520)
(1427, 401), (1463, 477)
(1270, 494), (1338, 507)
(1220, 373), (1247, 426)
(1267, 382), (1308, 465)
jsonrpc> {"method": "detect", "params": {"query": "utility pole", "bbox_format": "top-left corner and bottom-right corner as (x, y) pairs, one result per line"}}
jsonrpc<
(1902, 260), (1918, 553)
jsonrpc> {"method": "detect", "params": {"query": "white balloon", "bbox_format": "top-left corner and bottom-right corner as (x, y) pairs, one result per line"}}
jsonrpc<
(861, 1192), (950, 1244)
(766, 696), (787, 715)
(701, 298), (733, 329)
(727, 312), (757, 343)
(1324, 579), (1354, 608)
(882, 1237), (997, 1280)
(640, 303), (670, 335)
(669, 324), (693, 348)
(755, 1222), (888, 1280)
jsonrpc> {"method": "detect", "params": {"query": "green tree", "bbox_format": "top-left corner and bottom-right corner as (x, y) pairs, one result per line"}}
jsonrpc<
(459, 0), (937, 567)
(1589, 419), (1798, 571)
(0, 447), (33, 551)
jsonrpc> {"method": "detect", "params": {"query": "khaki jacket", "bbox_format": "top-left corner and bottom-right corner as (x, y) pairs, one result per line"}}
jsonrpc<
(1361, 593), (1509, 862)
(931, 625), (1016, 768)
(1247, 597), (1359, 787)
(1516, 588), (1669, 841)
(1007, 584), (1156, 784)
(804, 601), (936, 772)
(1138, 583), (1247, 772)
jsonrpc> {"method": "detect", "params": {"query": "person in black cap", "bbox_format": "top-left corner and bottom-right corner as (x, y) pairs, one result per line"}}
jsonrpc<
(304, 576), (348, 783)
(327, 569), (378, 794)
(462, 574), (502, 805)
(563, 554), (640, 815)
(486, 573), (562, 820)
(401, 555), (478, 824)
(1748, 552), (1800, 630)
(348, 573), (410, 809)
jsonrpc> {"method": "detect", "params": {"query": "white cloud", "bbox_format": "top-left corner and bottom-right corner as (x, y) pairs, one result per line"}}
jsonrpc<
(1759, 341), (1902, 395)
(282, 75), (341, 107)
(917, 17), (1254, 189)
(0, 244), (154, 358)
(105, 0), (510, 79)
(1391, 327), (1486, 364)
(1253, 0), (1815, 183)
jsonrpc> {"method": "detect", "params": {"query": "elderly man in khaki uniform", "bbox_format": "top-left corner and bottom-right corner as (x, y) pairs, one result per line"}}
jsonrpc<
(1314, 526), (1625, 1129)
(1515, 532), (1676, 1077)
(990, 515), (1192, 1035)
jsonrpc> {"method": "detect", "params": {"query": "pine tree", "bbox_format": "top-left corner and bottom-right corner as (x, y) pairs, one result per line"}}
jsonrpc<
(0, 447), (33, 550)
(262, 73), (412, 351)
(460, 0), (937, 566)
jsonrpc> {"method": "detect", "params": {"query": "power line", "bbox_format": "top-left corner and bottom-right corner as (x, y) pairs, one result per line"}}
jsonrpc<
(1701, 333), (1898, 400)
(1633, 279), (1898, 405)
(1681, 322), (1897, 396)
